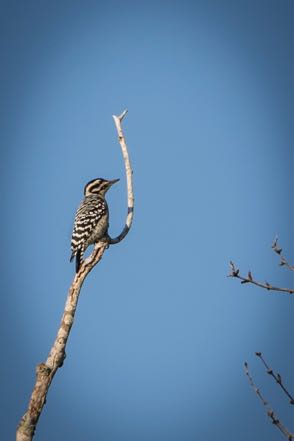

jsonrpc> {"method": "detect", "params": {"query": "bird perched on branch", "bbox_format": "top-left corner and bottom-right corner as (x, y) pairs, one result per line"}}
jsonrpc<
(70, 178), (119, 272)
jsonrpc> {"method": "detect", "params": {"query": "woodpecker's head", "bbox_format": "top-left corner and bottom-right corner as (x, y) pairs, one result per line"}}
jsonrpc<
(84, 178), (119, 197)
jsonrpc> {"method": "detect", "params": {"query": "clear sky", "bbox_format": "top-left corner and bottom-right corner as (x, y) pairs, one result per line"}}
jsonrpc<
(1, 1), (293, 440)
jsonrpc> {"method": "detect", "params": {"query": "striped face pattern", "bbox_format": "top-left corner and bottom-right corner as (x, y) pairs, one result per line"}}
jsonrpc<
(84, 178), (116, 197)
(70, 178), (119, 272)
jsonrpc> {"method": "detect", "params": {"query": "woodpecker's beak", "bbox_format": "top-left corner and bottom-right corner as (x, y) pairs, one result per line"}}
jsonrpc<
(109, 178), (120, 185)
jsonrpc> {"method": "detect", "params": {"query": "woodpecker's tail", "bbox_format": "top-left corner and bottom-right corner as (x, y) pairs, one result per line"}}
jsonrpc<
(70, 249), (82, 273)
(75, 249), (82, 273)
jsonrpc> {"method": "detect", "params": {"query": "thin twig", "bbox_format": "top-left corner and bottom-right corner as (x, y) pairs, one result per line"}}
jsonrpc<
(16, 111), (134, 441)
(228, 261), (294, 295)
(272, 237), (294, 272)
(255, 352), (294, 405)
(244, 362), (294, 440)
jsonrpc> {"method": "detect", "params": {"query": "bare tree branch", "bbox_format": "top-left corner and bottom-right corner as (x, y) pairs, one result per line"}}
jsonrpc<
(244, 361), (294, 441)
(16, 243), (107, 441)
(272, 237), (294, 272)
(228, 261), (294, 295)
(108, 109), (134, 245)
(230, 239), (293, 439)
(16, 110), (134, 441)
(255, 352), (294, 405)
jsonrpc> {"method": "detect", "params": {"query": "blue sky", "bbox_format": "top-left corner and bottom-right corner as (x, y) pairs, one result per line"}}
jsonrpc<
(1, 1), (293, 440)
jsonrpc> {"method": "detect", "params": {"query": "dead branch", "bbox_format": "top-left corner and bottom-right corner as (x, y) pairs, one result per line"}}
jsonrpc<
(228, 261), (294, 295)
(244, 361), (293, 440)
(16, 110), (134, 441)
(108, 110), (134, 244)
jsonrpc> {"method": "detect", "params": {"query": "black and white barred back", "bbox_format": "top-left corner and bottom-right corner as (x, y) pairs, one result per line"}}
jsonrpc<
(70, 178), (119, 273)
